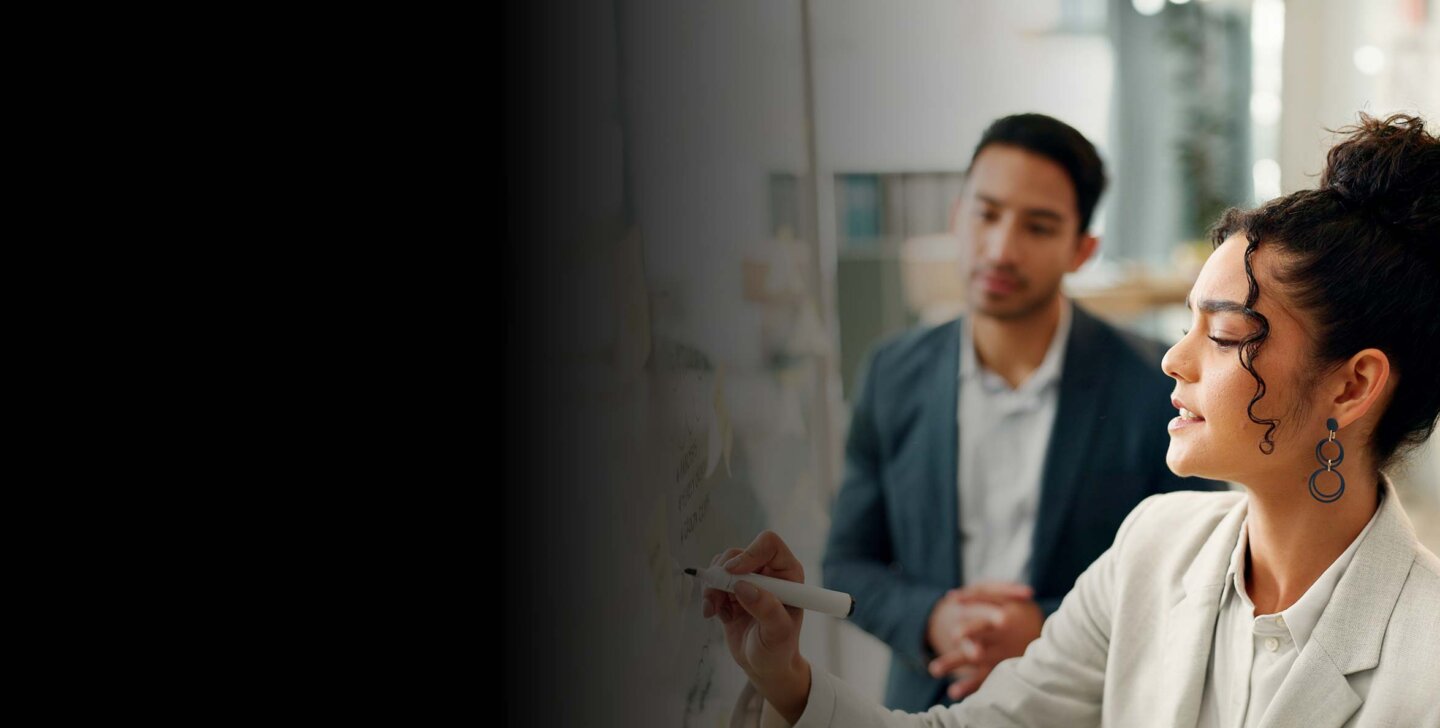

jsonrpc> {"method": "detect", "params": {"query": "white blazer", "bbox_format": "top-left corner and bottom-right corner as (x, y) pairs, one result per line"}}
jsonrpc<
(734, 475), (1440, 728)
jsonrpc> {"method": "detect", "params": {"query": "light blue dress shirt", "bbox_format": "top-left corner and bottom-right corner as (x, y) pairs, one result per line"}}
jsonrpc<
(956, 299), (1073, 586)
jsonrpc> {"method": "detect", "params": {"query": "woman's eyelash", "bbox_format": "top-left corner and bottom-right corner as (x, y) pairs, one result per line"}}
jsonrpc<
(1182, 329), (1239, 349)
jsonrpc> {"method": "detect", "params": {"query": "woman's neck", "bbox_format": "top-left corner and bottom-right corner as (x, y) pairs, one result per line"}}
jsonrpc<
(1241, 466), (1381, 615)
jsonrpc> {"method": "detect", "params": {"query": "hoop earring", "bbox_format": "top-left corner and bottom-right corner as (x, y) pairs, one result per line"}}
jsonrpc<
(1309, 417), (1345, 503)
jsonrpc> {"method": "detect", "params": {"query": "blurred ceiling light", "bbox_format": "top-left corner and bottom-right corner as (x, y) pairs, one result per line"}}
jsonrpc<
(1253, 159), (1281, 203)
(1251, 0), (1285, 50)
(1250, 92), (1282, 126)
(1171, 0), (1192, 4)
(1133, 0), (1165, 16)
(1354, 45), (1386, 75)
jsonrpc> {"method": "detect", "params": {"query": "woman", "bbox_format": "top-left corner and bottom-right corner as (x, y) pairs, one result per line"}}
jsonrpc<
(704, 113), (1440, 728)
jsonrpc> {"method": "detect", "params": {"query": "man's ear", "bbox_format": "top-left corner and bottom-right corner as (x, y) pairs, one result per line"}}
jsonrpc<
(1070, 233), (1099, 272)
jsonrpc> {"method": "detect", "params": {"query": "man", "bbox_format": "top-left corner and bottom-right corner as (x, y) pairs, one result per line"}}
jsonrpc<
(822, 113), (1224, 711)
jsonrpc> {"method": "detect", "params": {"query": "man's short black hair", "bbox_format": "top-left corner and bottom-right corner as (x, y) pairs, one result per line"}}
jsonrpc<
(968, 113), (1107, 234)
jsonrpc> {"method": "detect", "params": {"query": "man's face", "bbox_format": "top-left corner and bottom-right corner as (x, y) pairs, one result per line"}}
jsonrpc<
(953, 143), (1095, 320)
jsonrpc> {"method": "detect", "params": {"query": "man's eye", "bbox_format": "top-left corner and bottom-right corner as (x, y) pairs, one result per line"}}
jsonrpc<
(1028, 226), (1056, 236)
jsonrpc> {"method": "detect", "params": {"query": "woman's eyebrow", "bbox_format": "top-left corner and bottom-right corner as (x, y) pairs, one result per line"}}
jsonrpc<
(1184, 296), (1249, 315)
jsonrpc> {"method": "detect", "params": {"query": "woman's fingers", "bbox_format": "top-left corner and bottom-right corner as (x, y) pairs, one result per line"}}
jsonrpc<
(704, 536), (807, 698)
(723, 530), (804, 583)
(713, 548), (745, 567)
(732, 580), (797, 650)
(720, 594), (754, 667)
(702, 548), (747, 620)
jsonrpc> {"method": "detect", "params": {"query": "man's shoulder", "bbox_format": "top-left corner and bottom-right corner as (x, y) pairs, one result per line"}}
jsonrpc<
(866, 318), (960, 371)
(1066, 304), (1178, 411)
(861, 305), (1176, 385)
(1071, 302), (1170, 370)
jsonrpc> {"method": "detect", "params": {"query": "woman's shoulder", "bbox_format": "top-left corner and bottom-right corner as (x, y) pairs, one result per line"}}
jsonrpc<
(1392, 546), (1440, 658)
(1401, 539), (1440, 600)
(1125, 488), (1245, 537)
(1104, 489), (1247, 578)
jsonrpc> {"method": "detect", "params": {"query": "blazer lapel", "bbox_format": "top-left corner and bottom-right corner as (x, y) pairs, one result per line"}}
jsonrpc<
(929, 320), (961, 585)
(1257, 475), (1416, 728)
(1030, 304), (1105, 585)
(1158, 497), (1248, 727)
(1253, 648), (1360, 728)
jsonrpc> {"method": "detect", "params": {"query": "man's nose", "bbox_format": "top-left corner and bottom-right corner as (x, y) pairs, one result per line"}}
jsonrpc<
(981, 220), (1020, 264)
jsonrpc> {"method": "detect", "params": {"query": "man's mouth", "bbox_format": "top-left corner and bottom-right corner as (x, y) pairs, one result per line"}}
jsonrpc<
(977, 271), (1021, 294)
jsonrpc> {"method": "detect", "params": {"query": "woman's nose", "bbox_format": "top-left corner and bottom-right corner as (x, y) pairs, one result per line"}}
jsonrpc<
(1161, 341), (1192, 382)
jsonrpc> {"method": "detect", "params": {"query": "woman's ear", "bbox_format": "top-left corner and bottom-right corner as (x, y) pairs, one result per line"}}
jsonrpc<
(1331, 348), (1392, 429)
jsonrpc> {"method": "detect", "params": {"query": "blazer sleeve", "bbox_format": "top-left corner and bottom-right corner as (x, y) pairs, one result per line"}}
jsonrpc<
(821, 345), (948, 670)
(734, 495), (1159, 728)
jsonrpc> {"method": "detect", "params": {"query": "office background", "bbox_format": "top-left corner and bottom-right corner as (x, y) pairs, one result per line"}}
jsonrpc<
(500, 2), (1439, 725)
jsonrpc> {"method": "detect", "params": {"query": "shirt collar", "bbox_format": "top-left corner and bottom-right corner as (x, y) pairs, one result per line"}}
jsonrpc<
(959, 297), (1073, 394)
(1221, 487), (1385, 652)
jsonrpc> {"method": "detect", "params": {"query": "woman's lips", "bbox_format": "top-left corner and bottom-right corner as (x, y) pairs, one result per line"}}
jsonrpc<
(1169, 398), (1204, 431)
(1168, 415), (1205, 431)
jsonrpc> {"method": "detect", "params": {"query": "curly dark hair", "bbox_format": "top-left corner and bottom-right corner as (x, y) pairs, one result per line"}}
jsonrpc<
(1208, 113), (1440, 467)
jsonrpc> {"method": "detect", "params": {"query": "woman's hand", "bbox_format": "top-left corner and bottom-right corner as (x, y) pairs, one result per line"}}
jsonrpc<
(702, 530), (812, 724)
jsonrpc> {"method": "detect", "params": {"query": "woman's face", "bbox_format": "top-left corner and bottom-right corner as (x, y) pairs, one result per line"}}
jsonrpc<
(1162, 234), (1326, 486)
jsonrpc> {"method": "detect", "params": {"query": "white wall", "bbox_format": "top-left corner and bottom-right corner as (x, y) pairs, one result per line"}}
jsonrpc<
(1394, 437), (1440, 555)
(1279, 0), (1439, 193)
(623, 0), (811, 367)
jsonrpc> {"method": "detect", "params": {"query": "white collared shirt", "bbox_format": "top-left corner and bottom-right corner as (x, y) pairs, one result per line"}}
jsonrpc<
(956, 299), (1072, 587)
(1195, 492), (1383, 728)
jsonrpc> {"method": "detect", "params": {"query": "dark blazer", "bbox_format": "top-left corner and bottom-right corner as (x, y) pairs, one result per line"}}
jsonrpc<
(822, 302), (1225, 712)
